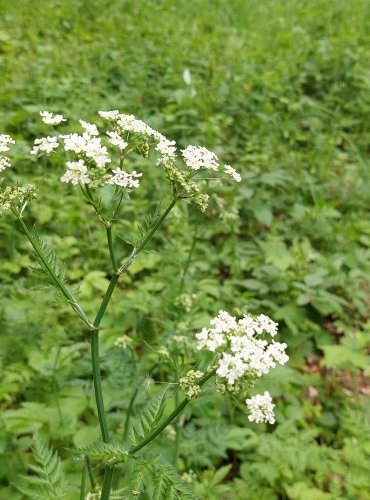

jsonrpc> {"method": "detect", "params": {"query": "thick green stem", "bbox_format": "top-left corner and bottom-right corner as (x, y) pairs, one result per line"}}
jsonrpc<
(91, 330), (110, 443)
(106, 225), (118, 272)
(129, 369), (216, 456)
(100, 468), (114, 500)
(17, 216), (94, 330)
(90, 199), (177, 499)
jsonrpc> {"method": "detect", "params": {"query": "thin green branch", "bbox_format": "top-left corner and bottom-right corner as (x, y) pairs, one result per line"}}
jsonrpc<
(128, 369), (216, 456)
(117, 198), (177, 275)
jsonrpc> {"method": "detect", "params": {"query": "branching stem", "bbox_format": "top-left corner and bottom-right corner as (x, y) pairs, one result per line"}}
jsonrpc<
(129, 369), (216, 456)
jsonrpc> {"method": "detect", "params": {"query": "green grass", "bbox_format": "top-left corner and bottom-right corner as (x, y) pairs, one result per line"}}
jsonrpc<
(1, 0), (370, 498)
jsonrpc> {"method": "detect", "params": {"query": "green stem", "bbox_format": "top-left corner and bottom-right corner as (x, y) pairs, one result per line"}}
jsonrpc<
(123, 387), (139, 442)
(80, 461), (86, 500)
(92, 200), (177, 498)
(91, 330), (110, 443)
(86, 456), (96, 489)
(173, 390), (181, 467)
(129, 369), (216, 456)
(106, 225), (118, 272)
(17, 216), (94, 330)
(100, 468), (114, 500)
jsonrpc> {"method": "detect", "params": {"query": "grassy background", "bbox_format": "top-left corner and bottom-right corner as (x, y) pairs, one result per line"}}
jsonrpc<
(1, 0), (370, 498)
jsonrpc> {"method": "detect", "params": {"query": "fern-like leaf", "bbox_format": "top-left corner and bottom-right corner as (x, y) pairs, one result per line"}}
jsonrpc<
(130, 389), (168, 446)
(31, 229), (68, 283)
(130, 457), (197, 500)
(69, 440), (129, 466)
(15, 437), (67, 499)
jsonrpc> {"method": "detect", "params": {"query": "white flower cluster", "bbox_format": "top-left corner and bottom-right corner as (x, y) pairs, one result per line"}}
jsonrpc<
(181, 145), (241, 182)
(224, 164), (241, 183)
(106, 131), (128, 151)
(30, 136), (59, 155)
(0, 134), (15, 172)
(61, 121), (110, 168)
(107, 168), (142, 189)
(181, 145), (219, 171)
(60, 160), (90, 185)
(40, 111), (66, 125)
(28, 110), (241, 207)
(246, 392), (275, 424)
(195, 310), (288, 423)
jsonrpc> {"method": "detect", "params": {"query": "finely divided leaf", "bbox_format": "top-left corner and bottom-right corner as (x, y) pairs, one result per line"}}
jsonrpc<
(130, 457), (198, 500)
(15, 437), (67, 499)
(68, 440), (129, 466)
(130, 389), (168, 446)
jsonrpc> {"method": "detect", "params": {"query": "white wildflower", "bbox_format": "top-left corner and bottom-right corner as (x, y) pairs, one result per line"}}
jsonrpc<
(267, 341), (289, 365)
(107, 168), (142, 189)
(61, 133), (86, 154)
(40, 111), (66, 125)
(246, 391), (275, 424)
(98, 110), (120, 120)
(117, 114), (155, 136)
(216, 353), (247, 385)
(0, 156), (11, 172)
(60, 160), (90, 185)
(195, 327), (226, 352)
(254, 314), (279, 337)
(0, 134), (15, 153)
(30, 136), (59, 155)
(210, 310), (238, 333)
(224, 164), (241, 182)
(61, 133), (110, 168)
(181, 145), (219, 171)
(79, 120), (99, 136)
(106, 131), (128, 150)
(155, 137), (177, 166)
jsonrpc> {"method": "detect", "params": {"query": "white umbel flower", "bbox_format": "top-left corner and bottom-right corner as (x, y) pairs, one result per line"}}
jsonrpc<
(61, 133), (110, 168)
(117, 114), (155, 136)
(30, 136), (59, 155)
(98, 110), (120, 121)
(155, 138), (177, 166)
(40, 111), (66, 125)
(195, 310), (288, 384)
(224, 164), (241, 182)
(79, 120), (99, 136)
(0, 156), (11, 172)
(60, 160), (90, 185)
(107, 168), (142, 189)
(181, 145), (219, 171)
(0, 134), (15, 153)
(216, 353), (247, 385)
(246, 392), (275, 424)
(106, 131), (128, 150)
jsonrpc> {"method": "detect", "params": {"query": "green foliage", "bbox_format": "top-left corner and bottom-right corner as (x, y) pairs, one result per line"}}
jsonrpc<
(15, 437), (67, 499)
(130, 456), (197, 500)
(130, 390), (168, 446)
(1, 0), (370, 498)
(69, 440), (129, 466)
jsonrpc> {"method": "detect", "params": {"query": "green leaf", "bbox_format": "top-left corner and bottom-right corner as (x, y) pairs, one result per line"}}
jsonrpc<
(130, 389), (168, 446)
(130, 457), (197, 500)
(15, 436), (68, 499)
(68, 440), (129, 466)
